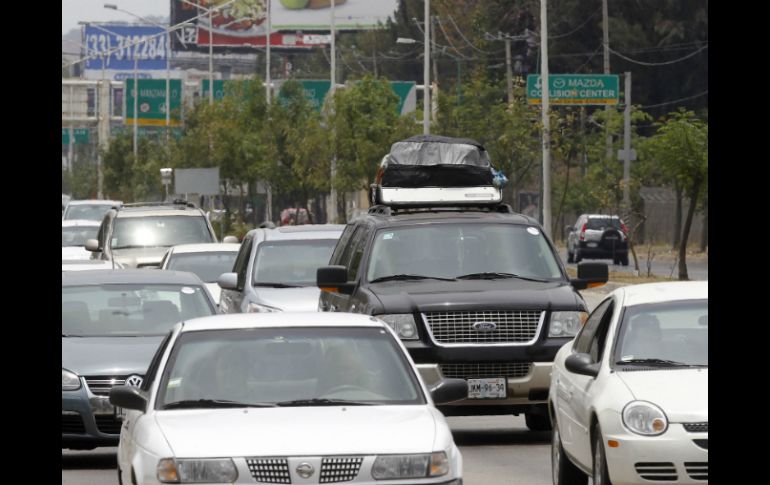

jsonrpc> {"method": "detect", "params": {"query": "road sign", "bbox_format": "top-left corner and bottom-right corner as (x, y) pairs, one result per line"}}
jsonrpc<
(618, 149), (637, 161)
(527, 74), (619, 105)
(112, 125), (184, 139)
(390, 81), (417, 115)
(125, 79), (183, 126)
(62, 128), (90, 145)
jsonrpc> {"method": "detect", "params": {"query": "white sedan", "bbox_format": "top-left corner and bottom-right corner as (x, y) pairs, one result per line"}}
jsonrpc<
(550, 281), (707, 485)
(159, 243), (240, 304)
(110, 312), (465, 485)
(62, 219), (102, 260)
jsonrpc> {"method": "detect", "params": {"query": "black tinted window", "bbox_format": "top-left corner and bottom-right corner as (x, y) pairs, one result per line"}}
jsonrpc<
(586, 218), (622, 230)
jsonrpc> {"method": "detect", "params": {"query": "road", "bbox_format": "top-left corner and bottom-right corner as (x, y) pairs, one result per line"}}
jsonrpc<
(558, 249), (708, 281)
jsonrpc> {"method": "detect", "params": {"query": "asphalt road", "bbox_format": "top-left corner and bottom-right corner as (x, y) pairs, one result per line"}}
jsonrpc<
(558, 249), (708, 281)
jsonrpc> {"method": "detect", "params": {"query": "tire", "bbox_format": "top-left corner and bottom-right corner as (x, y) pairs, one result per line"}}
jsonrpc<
(525, 410), (553, 431)
(612, 256), (619, 265)
(567, 250), (574, 263)
(593, 425), (614, 485)
(552, 421), (588, 485)
(574, 249), (582, 263)
(620, 254), (629, 266)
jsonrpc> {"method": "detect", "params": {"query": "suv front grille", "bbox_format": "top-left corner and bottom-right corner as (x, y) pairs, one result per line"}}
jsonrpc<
(685, 462), (708, 480)
(85, 376), (127, 396)
(634, 462), (677, 481)
(683, 422), (708, 433)
(440, 363), (532, 379)
(423, 311), (543, 344)
(246, 458), (291, 484)
(320, 457), (363, 483)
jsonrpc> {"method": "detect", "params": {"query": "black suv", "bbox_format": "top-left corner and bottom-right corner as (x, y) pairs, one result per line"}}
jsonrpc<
(318, 204), (607, 430)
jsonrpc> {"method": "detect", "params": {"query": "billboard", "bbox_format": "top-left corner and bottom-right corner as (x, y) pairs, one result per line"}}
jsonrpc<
(170, 0), (397, 51)
(83, 24), (169, 71)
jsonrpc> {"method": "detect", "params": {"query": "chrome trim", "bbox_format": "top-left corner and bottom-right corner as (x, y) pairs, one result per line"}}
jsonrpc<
(422, 311), (546, 347)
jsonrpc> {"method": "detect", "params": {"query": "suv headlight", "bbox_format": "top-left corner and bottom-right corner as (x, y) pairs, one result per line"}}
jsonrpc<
(372, 452), (448, 479)
(247, 302), (282, 313)
(622, 401), (668, 436)
(62, 369), (81, 391)
(376, 314), (419, 340)
(549, 311), (587, 337)
(157, 458), (238, 483)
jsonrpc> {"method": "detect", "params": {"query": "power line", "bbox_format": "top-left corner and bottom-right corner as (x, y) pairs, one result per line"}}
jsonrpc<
(548, 7), (602, 40)
(436, 17), (471, 59)
(609, 44), (708, 66)
(574, 43), (603, 72)
(447, 15), (499, 55)
(640, 90), (708, 109)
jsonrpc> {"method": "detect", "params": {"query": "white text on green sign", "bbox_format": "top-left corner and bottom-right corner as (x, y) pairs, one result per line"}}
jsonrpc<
(527, 74), (619, 105)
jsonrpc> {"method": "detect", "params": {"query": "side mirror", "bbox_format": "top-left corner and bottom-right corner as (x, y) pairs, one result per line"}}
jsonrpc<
(565, 353), (600, 378)
(317, 266), (355, 295)
(109, 385), (147, 412)
(570, 262), (609, 290)
(430, 378), (469, 405)
(85, 239), (101, 252)
(217, 272), (238, 290)
(222, 235), (239, 244)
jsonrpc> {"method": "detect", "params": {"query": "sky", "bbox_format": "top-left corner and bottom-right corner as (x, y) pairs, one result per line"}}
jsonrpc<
(63, 0), (168, 34)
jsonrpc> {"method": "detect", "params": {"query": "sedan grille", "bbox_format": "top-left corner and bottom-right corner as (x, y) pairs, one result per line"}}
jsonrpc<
(634, 462), (678, 481)
(440, 363), (532, 379)
(84, 376), (127, 396)
(685, 462), (708, 481)
(320, 457), (363, 483)
(423, 311), (543, 345)
(62, 414), (86, 434)
(95, 415), (122, 434)
(683, 422), (708, 433)
(246, 458), (291, 484)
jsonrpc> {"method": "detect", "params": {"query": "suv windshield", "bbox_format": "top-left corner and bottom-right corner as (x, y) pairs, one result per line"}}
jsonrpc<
(64, 204), (114, 222)
(62, 226), (99, 247)
(112, 216), (214, 249)
(614, 299), (708, 367)
(367, 223), (563, 282)
(62, 284), (215, 337)
(157, 327), (425, 409)
(253, 239), (337, 286)
(586, 217), (623, 230)
(167, 252), (238, 283)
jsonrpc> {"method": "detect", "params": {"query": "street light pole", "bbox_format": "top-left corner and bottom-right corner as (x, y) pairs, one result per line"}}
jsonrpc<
(133, 53), (138, 163)
(423, 0), (430, 135)
(209, 6), (214, 106)
(329, 0), (338, 223)
(266, 0), (271, 104)
(540, 0), (551, 237)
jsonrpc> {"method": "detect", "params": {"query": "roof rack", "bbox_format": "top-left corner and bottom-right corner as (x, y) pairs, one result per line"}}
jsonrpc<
(368, 203), (514, 217)
(120, 199), (197, 209)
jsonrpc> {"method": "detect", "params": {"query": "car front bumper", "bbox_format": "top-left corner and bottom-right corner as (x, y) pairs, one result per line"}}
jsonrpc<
(577, 241), (628, 258)
(62, 387), (122, 448)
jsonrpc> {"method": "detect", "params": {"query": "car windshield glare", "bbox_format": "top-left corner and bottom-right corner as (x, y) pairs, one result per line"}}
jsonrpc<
(112, 216), (214, 249)
(253, 239), (337, 286)
(167, 252), (238, 283)
(62, 284), (214, 337)
(615, 299), (708, 367)
(157, 327), (425, 408)
(64, 204), (113, 221)
(367, 223), (562, 282)
(62, 226), (99, 247)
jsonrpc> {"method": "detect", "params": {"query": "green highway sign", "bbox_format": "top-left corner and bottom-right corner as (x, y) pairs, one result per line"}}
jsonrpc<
(201, 80), (257, 101)
(62, 128), (90, 145)
(125, 79), (183, 126)
(278, 80), (331, 112)
(390, 81), (417, 115)
(527, 74), (619, 105)
(112, 125), (184, 139)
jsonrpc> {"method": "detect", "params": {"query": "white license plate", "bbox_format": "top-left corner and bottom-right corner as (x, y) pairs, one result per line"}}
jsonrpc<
(467, 378), (507, 399)
(587, 242), (598, 248)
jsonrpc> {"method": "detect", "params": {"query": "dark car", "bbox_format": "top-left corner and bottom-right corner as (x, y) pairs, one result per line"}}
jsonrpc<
(62, 269), (218, 450)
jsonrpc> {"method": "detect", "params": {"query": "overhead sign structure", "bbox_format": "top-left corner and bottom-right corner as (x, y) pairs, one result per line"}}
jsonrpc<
(83, 24), (169, 72)
(527, 74), (619, 105)
(62, 128), (91, 145)
(124, 79), (183, 126)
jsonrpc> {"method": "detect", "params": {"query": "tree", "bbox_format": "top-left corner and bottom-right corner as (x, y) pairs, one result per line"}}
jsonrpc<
(642, 109), (707, 280)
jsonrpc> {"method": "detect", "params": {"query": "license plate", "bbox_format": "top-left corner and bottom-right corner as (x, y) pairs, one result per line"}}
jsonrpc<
(114, 406), (125, 420)
(587, 242), (598, 248)
(467, 378), (507, 399)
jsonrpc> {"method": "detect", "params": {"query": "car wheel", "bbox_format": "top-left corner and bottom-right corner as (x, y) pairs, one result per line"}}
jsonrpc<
(574, 249), (582, 263)
(525, 409), (553, 431)
(552, 421), (588, 485)
(567, 250), (574, 263)
(620, 254), (629, 266)
(593, 425), (614, 485)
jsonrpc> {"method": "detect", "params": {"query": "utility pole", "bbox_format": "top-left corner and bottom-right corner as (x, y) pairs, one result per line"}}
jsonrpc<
(266, 0), (271, 104)
(329, 0), (338, 222)
(68, 85), (74, 174)
(97, 77), (110, 199)
(209, 6), (214, 106)
(540, 0), (551, 238)
(505, 38), (513, 105)
(432, 15), (438, 94)
(423, 0), (430, 135)
(622, 71), (632, 215)
(602, 0), (612, 161)
(133, 54), (138, 163)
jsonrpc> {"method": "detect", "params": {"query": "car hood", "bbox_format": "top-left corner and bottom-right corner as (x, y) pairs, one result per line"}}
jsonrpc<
(61, 246), (92, 260)
(62, 336), (164, 376)
(616, 368), (708, 422)
(368, 279), (582, 312)
(254, 287), (322, 312)
(156, 406), (438, 457)
(112, 247), (169, 268)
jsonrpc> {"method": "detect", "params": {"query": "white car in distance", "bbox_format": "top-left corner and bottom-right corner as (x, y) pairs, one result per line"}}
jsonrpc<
(159, 243), (241, 304)
(110, 312), (465, 485)
(550, 281), (707, 485)
(62, 220), (102, 261)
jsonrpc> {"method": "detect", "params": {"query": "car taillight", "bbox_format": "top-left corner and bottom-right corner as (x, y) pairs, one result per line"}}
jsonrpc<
(579, 223), (587, 241)
(621, 223), (629, 234)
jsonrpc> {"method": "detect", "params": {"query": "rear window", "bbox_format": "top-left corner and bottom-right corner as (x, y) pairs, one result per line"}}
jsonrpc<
(586, 218), (622, 230)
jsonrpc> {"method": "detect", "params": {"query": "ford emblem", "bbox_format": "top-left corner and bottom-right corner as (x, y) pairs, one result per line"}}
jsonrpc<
(472, 322), (497, 331)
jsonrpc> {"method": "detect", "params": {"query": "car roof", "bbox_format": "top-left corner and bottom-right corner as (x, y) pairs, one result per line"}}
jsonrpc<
(66, 199), (121, 206)
(616, 281), (707, 306)
(116, 206), (205, 218)
(363, 209), (537, 226)
(247, 224), (345, 240)
(62, 219), (102, 227)
(180, 312), (386, 332)
(62, 269), (205, 286)
(168, 243), (241, 254)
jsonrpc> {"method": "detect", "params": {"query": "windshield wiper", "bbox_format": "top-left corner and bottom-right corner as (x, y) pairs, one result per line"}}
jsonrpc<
(163, 399), (277, 409)
(276, 398), (376, 407)
(253, 282), (301, 288)
(456, 272), (549, 282)
(369, 274), (456, 283)
(615, 358), (696, 367)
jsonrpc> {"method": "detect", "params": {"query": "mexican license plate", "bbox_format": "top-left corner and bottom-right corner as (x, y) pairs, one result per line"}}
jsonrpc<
(587, 242), (598, 248)
(467, 378), (507, 399)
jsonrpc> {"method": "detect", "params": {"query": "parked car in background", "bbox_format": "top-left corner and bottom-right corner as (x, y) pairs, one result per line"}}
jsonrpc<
(566, 214), (629, 266)
(159, 243), (240, 304)
(62, 260), (123, 271)
(62, 269), (218, 450)
(62, 220), (101, 261)
(550, 281), (707, 485)
(218, 224), (344, 313)
(110, 312), (465, 485)
(86, 201), (219, 269)
(63, 199), (122, 222)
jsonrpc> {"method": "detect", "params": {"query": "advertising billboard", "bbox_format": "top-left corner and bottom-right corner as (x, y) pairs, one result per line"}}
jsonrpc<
(83, 24), (169, 71)
(170, 0), (397, 51)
